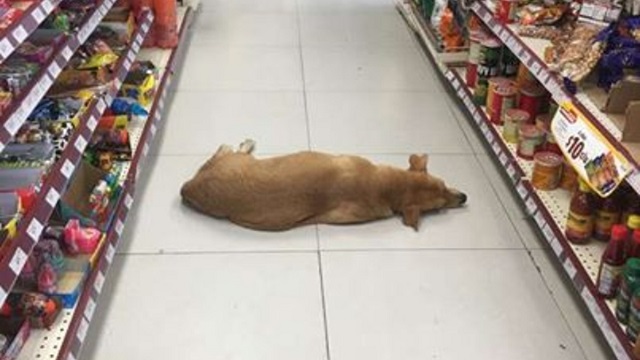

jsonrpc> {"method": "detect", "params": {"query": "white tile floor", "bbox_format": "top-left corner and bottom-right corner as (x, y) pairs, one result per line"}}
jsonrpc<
(82, 1), (614, 359)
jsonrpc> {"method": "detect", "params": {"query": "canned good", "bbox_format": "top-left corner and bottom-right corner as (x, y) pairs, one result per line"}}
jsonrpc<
(532, 152), (563, 190)
(518, 85), (546, 120)
(503, 109), (530, 143)
(477, 37), (502, 79)
(517, 124), (544, 160)
(473, 78), (489, 106)
(487, 78), (516, 125)
(501, 47), (519, 77)
(496, 0), (519, 23)
(466, 31), (485, 87)
(516, 63), (538, 90)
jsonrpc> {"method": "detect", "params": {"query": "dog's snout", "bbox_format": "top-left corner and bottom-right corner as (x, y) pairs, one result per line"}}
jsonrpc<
(458, 192), (467, 205)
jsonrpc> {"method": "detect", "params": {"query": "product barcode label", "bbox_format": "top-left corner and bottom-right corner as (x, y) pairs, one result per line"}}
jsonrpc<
(61, 45), (72, 61)
(61, 159), (75, 179)
(525, 196), (537, 215)
(76, 318), (89, 343)
(516, 181), (528, 199)
(141, 22), (150, 33)
(48, 61), (61, 78)
(87, 115), (98, 131)
(9, 248), (27, 275)
(541, 223), (555, 243)
(74, 136), (88, 153)
(94, 271), (105, 294)
(550, 237), (563, 256)
(12, 25), (27, 44)
(0, 38), (12, 59)
(45, 188), (60, 207)
(84, 298), (97, 321)
(26, 219), (43, 242)
(115, 220), (124, 236)
(124, 194), (133, 209)
(32, 7), (45, 23)
(42, 0), (54, 12)
(498, 153), (508, 166)
(105, 244), (115, 264)
(563, 258), (577, 279)
(534, 210), (546, 227)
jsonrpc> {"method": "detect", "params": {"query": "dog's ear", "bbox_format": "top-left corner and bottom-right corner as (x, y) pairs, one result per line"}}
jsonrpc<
(401, 206), (420, 231)
(409, 154), (428, 173)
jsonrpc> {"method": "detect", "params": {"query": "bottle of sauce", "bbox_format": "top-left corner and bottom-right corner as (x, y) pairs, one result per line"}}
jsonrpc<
(628, 230), (640, 259)
(623, 190), (640, 226)
(594, 194), (621, 241)
(565, 180), (596, 244)
(597, 225), (629, 298)
(629, 215), (640, 237)
(617, 258), (640, 324)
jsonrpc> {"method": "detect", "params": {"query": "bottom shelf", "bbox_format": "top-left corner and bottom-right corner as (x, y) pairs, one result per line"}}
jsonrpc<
(443, 67), (634, 359)
(14, 3), (198, 360)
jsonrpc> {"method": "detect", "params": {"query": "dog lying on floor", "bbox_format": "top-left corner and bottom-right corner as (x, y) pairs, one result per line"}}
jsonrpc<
(180, 140), (467, 231)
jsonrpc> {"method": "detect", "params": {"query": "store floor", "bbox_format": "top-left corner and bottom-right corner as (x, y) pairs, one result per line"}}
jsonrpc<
(82, 1), (612, 359)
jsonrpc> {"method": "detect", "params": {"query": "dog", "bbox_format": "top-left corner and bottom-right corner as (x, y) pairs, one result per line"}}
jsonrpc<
(180, 140), (467, 231)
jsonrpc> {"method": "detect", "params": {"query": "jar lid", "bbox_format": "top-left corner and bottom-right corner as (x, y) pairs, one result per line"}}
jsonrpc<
(534, 151), (562, 166)
(628, 215), (640, 230)
(519, 124), (543, 137)
(506, 109), (530, 122)
(613, 224), (630, 241)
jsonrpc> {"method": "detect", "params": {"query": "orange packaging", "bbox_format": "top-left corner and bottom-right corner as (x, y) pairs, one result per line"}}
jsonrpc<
(153, 0), (179, 48)
(532, 152), (563, 190)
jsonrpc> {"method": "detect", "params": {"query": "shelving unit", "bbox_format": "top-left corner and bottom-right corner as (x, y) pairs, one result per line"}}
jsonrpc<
(397, 1), (640, 359)
(0, 1), (200, 359)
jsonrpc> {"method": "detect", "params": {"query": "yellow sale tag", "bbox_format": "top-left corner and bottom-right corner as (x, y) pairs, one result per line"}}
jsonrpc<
(551, 102), (631, 197)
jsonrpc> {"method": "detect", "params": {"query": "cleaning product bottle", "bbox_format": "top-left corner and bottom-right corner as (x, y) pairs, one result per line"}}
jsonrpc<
(565, 179), (596, 244)
(153, 0), (179, 48)
(594, 194), (621, 241)
(617, 258), (640, 324)
(597, 225), (628, 298)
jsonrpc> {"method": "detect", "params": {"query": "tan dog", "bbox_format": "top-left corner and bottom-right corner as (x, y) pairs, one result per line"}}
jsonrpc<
(180, 140), (467, 231)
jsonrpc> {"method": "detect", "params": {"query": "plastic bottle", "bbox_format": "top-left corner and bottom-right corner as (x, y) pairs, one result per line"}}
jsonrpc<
(594, 194), (621, 241)
(628, 230), (640, 259)
(628, 288), (640, 341)
(629, 215), (640, 237)
(616, 258), (640, 324)
(153, 0), (179, 48)
(565, 180), (596, 244)
(597, 225), (629, 298)
(623, 190), (640, 226)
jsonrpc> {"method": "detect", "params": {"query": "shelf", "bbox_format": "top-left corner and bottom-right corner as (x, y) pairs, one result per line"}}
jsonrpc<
(0, 8), (153, 314)
(0, 0), (118, 153)
(0, 0), (62, 63)
(14, 3), (197, 360)
(469, 0), (640, 196)
(444, 66), (633, 360)
(395, 0), (467, 69)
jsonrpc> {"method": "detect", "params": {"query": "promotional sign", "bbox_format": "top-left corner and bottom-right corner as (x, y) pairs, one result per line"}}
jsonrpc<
(551, 102), (631, 197)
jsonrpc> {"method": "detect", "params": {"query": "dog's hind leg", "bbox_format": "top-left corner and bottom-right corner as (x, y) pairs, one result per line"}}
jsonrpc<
(238, 139), (256, 154)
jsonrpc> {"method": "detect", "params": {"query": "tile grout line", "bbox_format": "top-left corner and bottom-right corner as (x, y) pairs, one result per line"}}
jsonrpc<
(295, 2), (332, 359)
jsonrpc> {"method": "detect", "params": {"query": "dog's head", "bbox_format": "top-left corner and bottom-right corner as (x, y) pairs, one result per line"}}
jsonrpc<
(401, 154), (467, 230)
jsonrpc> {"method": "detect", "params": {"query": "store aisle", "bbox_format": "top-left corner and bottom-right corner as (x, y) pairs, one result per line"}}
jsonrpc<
(82, 1), (612, 359)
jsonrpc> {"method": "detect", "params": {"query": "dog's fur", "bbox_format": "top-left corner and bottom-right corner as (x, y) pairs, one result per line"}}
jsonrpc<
(180, 140), (467, 231)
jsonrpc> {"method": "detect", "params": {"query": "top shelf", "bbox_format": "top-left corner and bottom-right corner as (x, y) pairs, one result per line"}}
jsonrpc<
(0, 0), (61, 63)
(470, 0), (640, 195)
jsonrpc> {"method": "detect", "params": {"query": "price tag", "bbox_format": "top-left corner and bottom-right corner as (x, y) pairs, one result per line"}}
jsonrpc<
(506, 163), (517, 180)
(115, 219), (124, 236)
(485, 129), (495, 143)
(105, 243), (116, 264)
(473, 111), (482, 124)
(12, 25), (27, 44)
(143, 142), (150, 157)
(531, 61), (541, 75)
(150, 123), (157, 137)
(127, 50), (136, 63)
(498, 152), (508, 166)
(541, 223), (555, 243)
(84, 298), (97, 321)
(491, 142), (501, 155)
(123, 58), (132, 70)
(42, 0), (54, 13)
(61, 159), (75, 179)
(4, 112), (23, 134)
(516, 181), (528, 199)
(550, 237), (563, 256)
(87, 115), (98, 131)
(32, 7), (45, 23)
(0, 38), (12, 59)
(26, 219), (43, 242)
(445, 71), (454, 81)
(551, 102), (632, 197)
(125, 193), (133, 209)
(9, 248), (27, 275)
(132, 40), (140, 53)
(580, 2), (596, 17)
(94, 271), (105, 294)
(525, 196), (537, 215)
(76, 318), (89, 343)
(520, 51), (531, 65)
(46, 188), (60, 207)
(534, 210), (546, 227)
(61, 45), (73, 61)
(563, 258), (577, 279)
(48, 61), (61, 78)
(74, 136), (88, 153)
